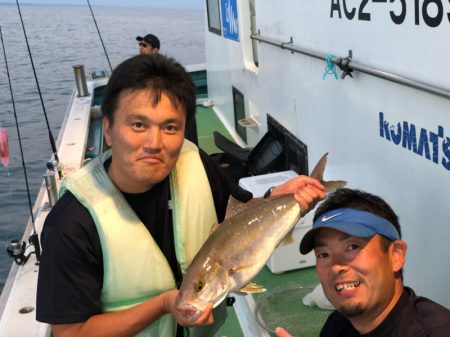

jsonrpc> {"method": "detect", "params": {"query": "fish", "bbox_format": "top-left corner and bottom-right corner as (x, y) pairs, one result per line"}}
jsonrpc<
(175, 152), (346, 320)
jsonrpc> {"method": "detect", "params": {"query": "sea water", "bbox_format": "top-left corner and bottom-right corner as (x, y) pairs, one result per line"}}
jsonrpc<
(0, 3), (205, 291)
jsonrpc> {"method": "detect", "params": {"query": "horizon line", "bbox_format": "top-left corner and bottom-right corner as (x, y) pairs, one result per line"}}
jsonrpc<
(0, 2), (203, 10)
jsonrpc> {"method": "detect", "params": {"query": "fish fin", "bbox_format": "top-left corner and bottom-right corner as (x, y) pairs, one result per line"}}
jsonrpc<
(310, 152), (328, 181)
(322, 180), (347, 193)
(279, 229), (295, 246)
(310, 153), (347, 192)
(224, 195), (268, 219)
(209, 223), (220, 235)
(225, 196), (245, 219)
(239, 282), (267, 294)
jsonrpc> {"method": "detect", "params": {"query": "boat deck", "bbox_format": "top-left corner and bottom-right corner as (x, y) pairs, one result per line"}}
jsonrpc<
(215, 266), (327, 337)
(196, 105), (231, 154)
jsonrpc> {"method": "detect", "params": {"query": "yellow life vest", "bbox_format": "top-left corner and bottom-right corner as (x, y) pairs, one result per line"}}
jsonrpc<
(61, 140), (226, 337)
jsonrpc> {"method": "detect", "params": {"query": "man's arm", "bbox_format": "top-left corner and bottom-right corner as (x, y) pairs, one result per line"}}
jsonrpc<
(51, 289), (213, 337)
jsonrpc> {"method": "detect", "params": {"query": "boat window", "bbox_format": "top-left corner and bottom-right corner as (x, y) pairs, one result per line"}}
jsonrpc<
(206, 0), (221, 35)
(249, 0), (259, 67)
(232, 86), (247, 143)
(241, 0), (258, 73)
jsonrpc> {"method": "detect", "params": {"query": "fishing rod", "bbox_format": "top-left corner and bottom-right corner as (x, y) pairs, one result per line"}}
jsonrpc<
(86, 0), (113, 72)
(15, 0), (62, 179)
(0, 26), (41, 265)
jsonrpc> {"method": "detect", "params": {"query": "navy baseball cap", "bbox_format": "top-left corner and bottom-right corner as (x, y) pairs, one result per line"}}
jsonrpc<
(136, 34), (160, 49)
(299, 208), (400, 254)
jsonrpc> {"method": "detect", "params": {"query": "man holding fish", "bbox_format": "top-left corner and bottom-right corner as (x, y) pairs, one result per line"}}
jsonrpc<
(36, 54), (326, 337)
(275, 188), (450, 337)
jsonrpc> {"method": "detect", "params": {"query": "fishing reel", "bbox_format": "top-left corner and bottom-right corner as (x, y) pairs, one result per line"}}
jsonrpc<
(6, 240), (28, 265)
(6, 233), (41, 266)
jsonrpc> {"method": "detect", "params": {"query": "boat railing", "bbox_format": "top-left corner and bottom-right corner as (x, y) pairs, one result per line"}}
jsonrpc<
(250, 32), (450, 100)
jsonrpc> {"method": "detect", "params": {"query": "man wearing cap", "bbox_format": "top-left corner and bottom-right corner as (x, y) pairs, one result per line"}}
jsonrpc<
(137, 34), (160, 55)
(276, 188), (450, 337)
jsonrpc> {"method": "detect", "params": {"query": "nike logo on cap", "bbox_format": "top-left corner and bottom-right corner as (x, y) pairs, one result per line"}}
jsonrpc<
(321, 212), (344, 222)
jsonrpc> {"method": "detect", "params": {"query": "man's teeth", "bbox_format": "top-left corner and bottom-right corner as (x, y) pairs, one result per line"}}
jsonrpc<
(336, 281), (361, 292)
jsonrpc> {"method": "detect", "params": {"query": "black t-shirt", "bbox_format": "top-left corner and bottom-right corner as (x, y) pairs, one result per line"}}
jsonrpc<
(320, 287), (450, 337)
(36, 149), (252, 324)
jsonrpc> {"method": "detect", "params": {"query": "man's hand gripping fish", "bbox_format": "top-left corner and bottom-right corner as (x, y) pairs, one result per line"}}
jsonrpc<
(175, 153), (345, 320)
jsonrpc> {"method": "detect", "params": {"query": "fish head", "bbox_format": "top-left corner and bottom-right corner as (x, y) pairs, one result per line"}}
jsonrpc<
(175, 260), (230, 321)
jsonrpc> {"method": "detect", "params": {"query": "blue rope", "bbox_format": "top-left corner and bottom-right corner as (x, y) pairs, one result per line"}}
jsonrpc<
(322, 54), (338, 80)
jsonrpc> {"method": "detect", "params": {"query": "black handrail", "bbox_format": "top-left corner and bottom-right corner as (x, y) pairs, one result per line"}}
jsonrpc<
(251, 33), (450, 100)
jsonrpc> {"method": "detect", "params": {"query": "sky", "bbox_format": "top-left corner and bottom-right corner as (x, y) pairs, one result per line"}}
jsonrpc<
(0, 0), (204, 10)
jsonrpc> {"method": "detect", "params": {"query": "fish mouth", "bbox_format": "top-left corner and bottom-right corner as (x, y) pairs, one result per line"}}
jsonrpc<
(176, 303), (202, 321)
(335, 281), (361, 293)
(175, 289), (228, 321)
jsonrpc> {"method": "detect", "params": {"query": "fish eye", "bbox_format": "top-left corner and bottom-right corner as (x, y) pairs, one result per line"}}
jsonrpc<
(194, 281), (204, 292)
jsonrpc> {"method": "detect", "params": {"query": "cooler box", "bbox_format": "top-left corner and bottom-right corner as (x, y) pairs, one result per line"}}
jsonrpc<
(239, 171), (316, 273)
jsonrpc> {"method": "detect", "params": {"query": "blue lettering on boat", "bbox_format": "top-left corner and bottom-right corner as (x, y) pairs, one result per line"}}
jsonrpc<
(379, 112), (450, 171)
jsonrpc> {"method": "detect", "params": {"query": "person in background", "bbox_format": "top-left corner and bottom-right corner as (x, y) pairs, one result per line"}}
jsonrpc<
(137, 33), (160, 55)
(136, 32), (200, 145)
(275, 188), (450, 337)
(36, 53), (326, 337)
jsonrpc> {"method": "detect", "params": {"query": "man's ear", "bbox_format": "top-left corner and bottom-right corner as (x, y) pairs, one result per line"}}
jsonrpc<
(103, 117), (112, 147)
(390, 240), (407, 273)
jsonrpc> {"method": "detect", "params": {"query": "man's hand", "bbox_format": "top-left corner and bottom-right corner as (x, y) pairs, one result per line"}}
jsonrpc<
(176, 303), (214, 328)
(271, 176), (326, 213)
(164, 290), (214, 327)
(275, 327), (293, 337)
